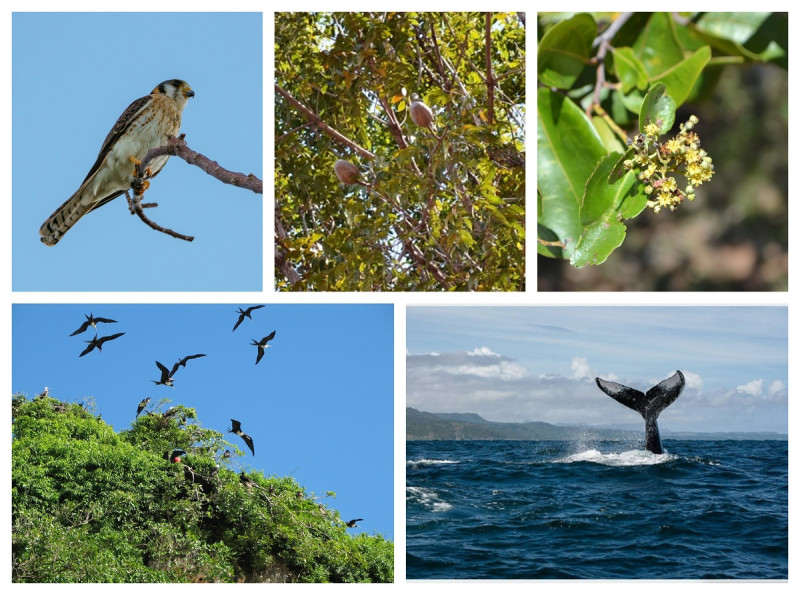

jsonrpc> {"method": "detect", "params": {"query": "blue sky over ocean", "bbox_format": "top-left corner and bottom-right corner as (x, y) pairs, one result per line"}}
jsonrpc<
(407, 306), (787, 434)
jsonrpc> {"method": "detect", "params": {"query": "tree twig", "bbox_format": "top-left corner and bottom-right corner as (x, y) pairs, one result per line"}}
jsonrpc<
(275, 83), (376, 160)
(125, 191), (194, 242)
(485, 13), (496, 126)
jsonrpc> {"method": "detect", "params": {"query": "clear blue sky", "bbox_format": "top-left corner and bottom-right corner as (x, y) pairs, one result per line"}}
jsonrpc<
(12, 13), (263, 291)
(12, 303), (394, 539)
(407, 306), (788, 434)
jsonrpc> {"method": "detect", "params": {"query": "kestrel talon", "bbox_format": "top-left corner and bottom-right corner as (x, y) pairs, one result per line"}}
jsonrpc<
(39, 79), (195, 246)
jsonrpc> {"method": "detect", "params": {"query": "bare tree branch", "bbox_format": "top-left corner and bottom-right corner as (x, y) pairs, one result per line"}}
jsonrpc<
(275, 83), (376, 160)
(485, 13), (496, 126)
(125, 191), (194, 242)
(135, 135), (262, 195)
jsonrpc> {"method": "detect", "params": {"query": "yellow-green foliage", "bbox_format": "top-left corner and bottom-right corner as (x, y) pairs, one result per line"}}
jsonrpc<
(12, 395), (393, 583)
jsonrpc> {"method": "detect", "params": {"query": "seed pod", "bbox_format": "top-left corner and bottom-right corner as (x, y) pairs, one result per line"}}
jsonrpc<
(409, 97), (434, 129)
(333, 159), (361, 185)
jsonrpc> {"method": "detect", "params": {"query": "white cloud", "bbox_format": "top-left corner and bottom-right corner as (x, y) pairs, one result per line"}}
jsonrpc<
(769, 380), (785, 395)
(570, 356), (593, 380)
(682, 370), (704, 391)
(736, 379), (764, 396)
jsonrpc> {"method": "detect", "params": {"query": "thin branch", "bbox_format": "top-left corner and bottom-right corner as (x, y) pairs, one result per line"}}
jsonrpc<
(275, 83), (376, 160)
(485, 13), (495, 126)
(135, 135), (262, 195)
(274, 212), (302, 286)
(588, 12), (634, 116)
(125, 191), (194, 242)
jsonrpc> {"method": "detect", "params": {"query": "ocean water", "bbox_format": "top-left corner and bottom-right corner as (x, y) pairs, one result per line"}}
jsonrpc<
(406, 440), (787, 579)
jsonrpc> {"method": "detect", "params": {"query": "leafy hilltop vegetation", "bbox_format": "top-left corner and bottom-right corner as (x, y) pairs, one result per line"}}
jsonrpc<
(12, 395), (393, 583)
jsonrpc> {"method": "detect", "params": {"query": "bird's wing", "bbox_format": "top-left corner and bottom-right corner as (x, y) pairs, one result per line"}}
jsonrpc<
(81, 94), (153, 187)
(255, 346), (265, 364)
(70, 320), (91, 336)
(102, 332), (125, 343)
(156, 361), (170, 376)
(232, 313), (246, 332)
(78, 343), (95, 357)
(94, 317), (117, 324)
(185, 354), (206, 362)
(230, 419), (242, 432)
(242, 433), (255, 456)
(264, 330), (276, 343)
(169, 361), (181, 377)
(246, 305), (265, 315)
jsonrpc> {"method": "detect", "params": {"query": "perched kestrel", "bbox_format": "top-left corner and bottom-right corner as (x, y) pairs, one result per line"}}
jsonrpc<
(39, 79), (195, 246)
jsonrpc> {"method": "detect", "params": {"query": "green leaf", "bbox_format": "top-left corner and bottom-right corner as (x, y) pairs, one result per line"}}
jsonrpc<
(537, 13), (596, 89)
(591, 116), (626, 154)
(582, 153), (647, 224)
(570, 220), (626, 267)
(651, 46), (711, 106)
(537, 88), (606, 258)
(639, 82), (675, 135)
(633, 13), (685, 78)
(607, 147), (635, 184)
(610, 47), (648, 93)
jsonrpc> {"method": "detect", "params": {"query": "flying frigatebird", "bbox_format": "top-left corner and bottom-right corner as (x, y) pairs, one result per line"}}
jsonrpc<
(152, 361), (176, 387)
(251, 330), (276, 364)
(232, 305), (265, 332)
(79, 332), (125, 357)
(345, 519), (363, 528)
(70, 314), (117, 336)
(173, 353), (206, 369)
(229, 419), (255, 456)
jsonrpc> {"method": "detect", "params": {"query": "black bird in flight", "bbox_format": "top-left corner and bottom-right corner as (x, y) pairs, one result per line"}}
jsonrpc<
(70, 313), (117, 336)
(229, 419), (255, 456)
(136, 397), (151, 417)
(153, 361), (176, 387)
(173, 353), (206, 369)
(345, 519), (363, 528)
(232, 305), (265, 332)
(79, 332), (125, 357)
(251, 330), (276, 364)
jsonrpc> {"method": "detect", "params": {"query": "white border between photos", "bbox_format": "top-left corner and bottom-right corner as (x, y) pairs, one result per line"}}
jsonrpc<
(3, 1), (797, 593)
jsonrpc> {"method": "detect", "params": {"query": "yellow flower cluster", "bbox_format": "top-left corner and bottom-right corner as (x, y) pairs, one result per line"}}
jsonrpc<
(625, 115), (714, 213)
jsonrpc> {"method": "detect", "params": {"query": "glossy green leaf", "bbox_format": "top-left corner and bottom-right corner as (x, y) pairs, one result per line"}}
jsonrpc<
(611, 47), (648, 93)
(570, 220), (626, 267)
(651, 45), (711, 106)
(633, 13), (684, 78)
(607, 147), (635, 184)
(538, 13), (596, 89)
(537, 88), (606, 258)
(617, 88), (644, 115)
(582, 153), (647, 224)
(592, 116), (626, 154)
(639, 82), (676, 134)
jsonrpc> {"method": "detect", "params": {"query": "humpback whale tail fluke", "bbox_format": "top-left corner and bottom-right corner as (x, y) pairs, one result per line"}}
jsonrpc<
(595, 370), (685, 454)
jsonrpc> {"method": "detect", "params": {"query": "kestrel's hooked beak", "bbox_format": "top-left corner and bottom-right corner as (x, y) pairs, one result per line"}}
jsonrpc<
(184, 87), (195, 99)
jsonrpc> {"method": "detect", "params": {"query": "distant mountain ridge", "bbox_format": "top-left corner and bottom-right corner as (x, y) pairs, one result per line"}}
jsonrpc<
(406, 408), (787, 441)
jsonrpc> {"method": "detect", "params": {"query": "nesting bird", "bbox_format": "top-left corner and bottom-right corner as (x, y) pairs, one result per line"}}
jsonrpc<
(136, 397), (151, 417)
(79, 332), (125, 357)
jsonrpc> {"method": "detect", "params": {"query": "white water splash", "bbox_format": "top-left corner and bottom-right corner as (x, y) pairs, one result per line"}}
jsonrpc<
(406, 486), (453, 511)
(557, 449), (678, 466)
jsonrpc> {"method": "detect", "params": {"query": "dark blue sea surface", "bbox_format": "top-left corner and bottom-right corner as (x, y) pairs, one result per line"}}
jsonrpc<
(406, 440), (787, 579)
